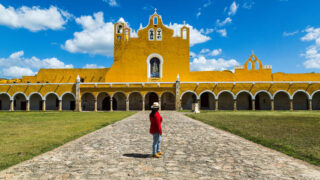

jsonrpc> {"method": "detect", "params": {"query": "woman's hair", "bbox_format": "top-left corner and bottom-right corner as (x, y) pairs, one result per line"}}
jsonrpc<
(150, 108), (159, 117)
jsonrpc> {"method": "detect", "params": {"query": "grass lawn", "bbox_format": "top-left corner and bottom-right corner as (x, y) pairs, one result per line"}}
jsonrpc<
(0, 111), (135, 170)
(186, 111), (320, 166)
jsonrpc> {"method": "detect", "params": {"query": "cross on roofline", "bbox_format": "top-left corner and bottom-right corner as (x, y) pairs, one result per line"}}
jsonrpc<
(154, 8), (157, 14)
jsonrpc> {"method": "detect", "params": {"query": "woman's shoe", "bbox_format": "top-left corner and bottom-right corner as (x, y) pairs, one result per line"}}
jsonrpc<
(157, 152), (163, 155)
(153, 154), (161, 158)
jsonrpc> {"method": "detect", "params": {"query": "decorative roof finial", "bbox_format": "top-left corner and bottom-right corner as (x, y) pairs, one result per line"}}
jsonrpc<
(177, 74), (180, 81)
(154, 8), (157, 14)
(183, 20), (186, 25)
(76, 75), (80, 83)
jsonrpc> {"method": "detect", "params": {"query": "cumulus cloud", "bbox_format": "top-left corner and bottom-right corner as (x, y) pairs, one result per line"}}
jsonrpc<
(216, 17), (232, 27)
(63, 12), (115, 56)
(301, 27), (320, 69)
(83, 64), (104, 68)
(190, 56), (239, 71)
(102, 0), (118, 7)
(228, 1), (239, 16)
(200, 48), (222, 57)
(0, 51), (73, 78)
(216, 29), (227, 37)
(168, 23), (211, 46)
(0, 4), (71, 32)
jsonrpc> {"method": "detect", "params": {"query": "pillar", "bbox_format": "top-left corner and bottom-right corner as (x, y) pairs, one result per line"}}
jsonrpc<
(58, 100), (62, 112)
(290, 99), (293, 111)
(42, 100), (46, 111)
(110, 98), (113, 112)
(94, 99), (97, 112)
(159, 99), (161, 111)
(271, 99), (274, 111)
(26, 100), (30, 111)
(252, 99), (255, 111)
(233, 99), (237, 111)
(126, 99), (129, 111)
(142, 98), (145, 111)
(175, 76), (181, 111)
(309, 99), (312, 111)
(10, 100), (14, 111)
(215, 99), (219, 111)
(75, 75), (81, 112)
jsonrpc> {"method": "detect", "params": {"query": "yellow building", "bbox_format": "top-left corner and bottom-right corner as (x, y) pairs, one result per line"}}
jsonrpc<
(1, 11), (320, 112)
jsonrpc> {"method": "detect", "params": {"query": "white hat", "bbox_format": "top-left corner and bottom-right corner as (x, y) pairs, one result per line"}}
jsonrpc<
(151, 102), (160, 109)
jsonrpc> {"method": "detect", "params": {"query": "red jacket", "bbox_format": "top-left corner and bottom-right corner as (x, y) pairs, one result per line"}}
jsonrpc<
(149, 111), (162, 135)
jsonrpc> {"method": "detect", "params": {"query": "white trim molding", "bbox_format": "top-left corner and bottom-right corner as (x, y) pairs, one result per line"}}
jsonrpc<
(146, 53), (164, 79)
(180, 90), (198, 100)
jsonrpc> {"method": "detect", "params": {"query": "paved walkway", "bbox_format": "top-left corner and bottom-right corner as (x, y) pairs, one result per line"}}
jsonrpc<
(1, 111), (320, 180)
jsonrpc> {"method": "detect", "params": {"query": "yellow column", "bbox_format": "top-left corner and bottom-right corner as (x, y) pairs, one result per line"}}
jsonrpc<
(94, 99), (97, 112)
(252, 99), (255, 111)
(110, 98), (113, 112)
(159, 99), (161, 111)
(215, 100), (218, 111)
(26, 100), (30, 112)
(142, 97), (145, 111)
(10, 100), (14, 111)
(58, 100), (62, 112)
(233, 100), (237, 111)
(290, 99), (293, 111)
(42, 100), (46, 111)
(309, 99), (312, 111)
(126, 99), (129, 111)
(271, 100), (274, 111)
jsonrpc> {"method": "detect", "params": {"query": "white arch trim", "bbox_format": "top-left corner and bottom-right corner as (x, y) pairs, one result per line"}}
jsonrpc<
(28, 92), (44, 101)
(235, 90), (254, 100)
(273, 90), (291, 100)
(199, 90), (217, 100)
(0, 92), (11, 100)
(146, 53), (164, 78)
(292, 90), (311, 100)
(44, 92), (60, 100)
(112, 91), (127, 99)
(311, 90), (320, 98)
(180, 90), (198, 100)
(11, 92), (27, 101)
(61, 92), (76, 100)
(144, 91), (159, 100)
(217, 90), (235, 100)
(254, 90), (273, 100)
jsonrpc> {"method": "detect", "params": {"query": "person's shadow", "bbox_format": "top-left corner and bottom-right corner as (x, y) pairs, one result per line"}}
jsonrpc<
(123, 153), (150, 158)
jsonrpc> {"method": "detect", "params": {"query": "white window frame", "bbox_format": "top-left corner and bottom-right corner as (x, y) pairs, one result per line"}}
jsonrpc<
(156, 28), (162, 40)
(117, 24), (123, 34)
(149, 28), (155, 40)
(146, 53), (163, 78)
(154, 17), (158, 25)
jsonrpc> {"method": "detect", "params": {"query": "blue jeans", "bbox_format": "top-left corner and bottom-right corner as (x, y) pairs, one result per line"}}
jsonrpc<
(152, 133), (161, 155)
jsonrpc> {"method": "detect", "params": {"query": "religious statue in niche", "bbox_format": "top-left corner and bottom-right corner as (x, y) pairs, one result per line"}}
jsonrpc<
(150, 57), (160, 78)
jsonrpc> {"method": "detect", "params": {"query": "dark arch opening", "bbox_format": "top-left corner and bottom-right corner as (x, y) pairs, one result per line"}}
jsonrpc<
(236, 92), (252, 110)
(161, 92), (175, 110)
(274, 92), (290, 110)
(200, 92), (215, 110)
(218, 92), (233, 110)
(255, 92), (271, 110)
(293, 92), (309, 110)
(145, 92), (159, 110)
(181, 92), (197, 110)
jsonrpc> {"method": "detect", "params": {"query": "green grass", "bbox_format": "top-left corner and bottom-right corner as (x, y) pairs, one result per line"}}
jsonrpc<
(0, 111), (135, 170)
(187, 111), (320, 166)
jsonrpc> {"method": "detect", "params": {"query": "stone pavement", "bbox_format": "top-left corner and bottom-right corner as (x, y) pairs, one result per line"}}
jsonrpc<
(1, 111), (320, 180)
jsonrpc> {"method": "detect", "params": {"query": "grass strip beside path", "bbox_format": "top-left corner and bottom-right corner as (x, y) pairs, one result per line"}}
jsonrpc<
(187, 111), (320, 166)
(0, 111), (135, 170)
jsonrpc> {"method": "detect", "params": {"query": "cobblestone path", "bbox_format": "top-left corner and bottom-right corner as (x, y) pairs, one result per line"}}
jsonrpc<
(1, 111), (320, 180)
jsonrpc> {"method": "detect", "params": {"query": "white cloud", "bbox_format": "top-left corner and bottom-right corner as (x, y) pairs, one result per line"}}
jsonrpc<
(168, 23), (211, 46)
(63, 12), (115, 56)
(190, 56), (239, 71)
(0, 4), (71, 32)
(196, 12), (201, 17)
(301, 27), (320, 69)
(200, 49), (210, 54)
(0, 51), (73, 78)
(283, 30), (299, 37)
(190, 52), (197, 58)
(216, 17), (232, 27)
(228, 1), (239, 16)
(242, 1), (255, 9)
(102, 0), (118, 7)
(216, 29), (227, 37)
(83, 64), (104, 68)
(200, 48), (222, 57)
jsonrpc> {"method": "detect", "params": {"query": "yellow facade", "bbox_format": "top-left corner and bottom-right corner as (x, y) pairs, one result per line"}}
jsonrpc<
(1, 12), (320, 112)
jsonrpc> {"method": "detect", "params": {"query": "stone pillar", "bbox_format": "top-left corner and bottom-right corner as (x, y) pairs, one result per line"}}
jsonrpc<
(215, 99), (219, 111)
(159, 99), (161, 111)
(42, 100), (46, 111)
(252, 99), (255, 111)
(10, 100), (14, 111)
(290, 99), (293, 111)
(110, 98), (113, 112)
(175, 75), (181, 111)
(233, 99), (237, 111)
(309, 99), (312, 111)
(94, 99), (97, 112)
(142, 98), (145, 111)
(126, 99), (129, 111)
(75, 75), (81, 112)
(271, 99), (274, 111)
(58, 100), (62, 112)
(26, 100), (30, 111)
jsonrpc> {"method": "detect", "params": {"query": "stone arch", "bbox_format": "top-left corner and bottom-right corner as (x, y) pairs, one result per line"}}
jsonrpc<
(254, 91), (271, 110)
(312, 90), (320, 110)
(218, 91), (234, 110)
(181, 91), (197, 110)
(97, 92), (111, 111)
(29, 92), (43, 110)
(236, 91), (252, 110)
(145, 92), (159, 110)
(161, 92), (175, 110)
(0, 92), (11, 110)
(62, 92), (75, 110)
(129, 92), (143, 110)
(81, 92), (95, 111)
(13, 92), (27, 110)
(292, 90), (309, 110)
(45, 93), (59, 110)
(274, 90), (290, 110)
(112, 92), (126, 111)
(44, 92), (60, 100)
(199, 90), (216, 110)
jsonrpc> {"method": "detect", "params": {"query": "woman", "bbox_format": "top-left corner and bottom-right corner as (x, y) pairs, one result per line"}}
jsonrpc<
(149, 102), (163, 158)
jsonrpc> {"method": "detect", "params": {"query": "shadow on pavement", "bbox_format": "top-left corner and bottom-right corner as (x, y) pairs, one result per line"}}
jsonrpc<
(123, 153), (151, 158)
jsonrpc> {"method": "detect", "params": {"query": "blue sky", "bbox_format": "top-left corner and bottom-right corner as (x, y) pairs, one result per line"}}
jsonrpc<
(0, 0), (320, 78)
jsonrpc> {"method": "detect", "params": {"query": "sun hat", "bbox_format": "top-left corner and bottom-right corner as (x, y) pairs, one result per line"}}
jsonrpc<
(151, 102), (160, 109)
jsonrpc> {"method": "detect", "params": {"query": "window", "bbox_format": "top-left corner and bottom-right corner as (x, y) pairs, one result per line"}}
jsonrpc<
(80, 78), (84, 83)
(117, 24), (123, 34)
(156, 29), (162, 40)
(150, 57), (160, 78)
(182, 29), (187, 39)
(149, 29), (154, 40)
(154, 17), (158, 25)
